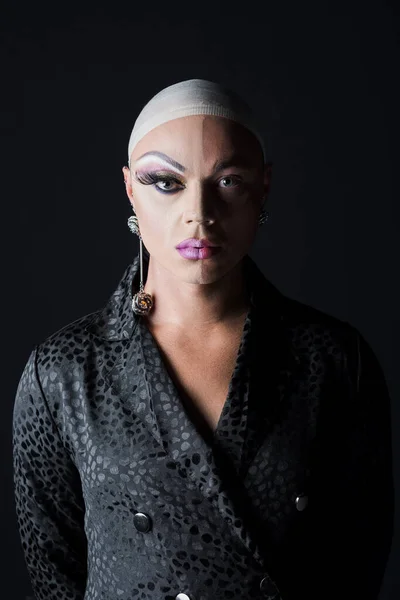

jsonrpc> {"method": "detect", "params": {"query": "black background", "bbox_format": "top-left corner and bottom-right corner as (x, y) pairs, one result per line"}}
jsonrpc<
(2, 0), (399, 598)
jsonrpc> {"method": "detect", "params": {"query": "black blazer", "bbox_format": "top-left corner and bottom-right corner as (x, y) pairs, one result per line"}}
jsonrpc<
(12, 252), (394, 600)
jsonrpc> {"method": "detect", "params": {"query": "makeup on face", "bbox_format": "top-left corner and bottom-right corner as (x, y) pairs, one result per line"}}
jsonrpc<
(132, 151), (258, 196)
(133, 150), (256, 176)
(176, 246), (222, 260)
(134, 151), (186, 175)
(133, 170), (184, 194)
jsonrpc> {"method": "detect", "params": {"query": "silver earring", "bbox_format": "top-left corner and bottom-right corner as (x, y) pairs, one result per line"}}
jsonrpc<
(258, 209), (269, 226)
(127, 210), (154, 316)
(258, 196), (269, 226)
(127, 214), (140, 236)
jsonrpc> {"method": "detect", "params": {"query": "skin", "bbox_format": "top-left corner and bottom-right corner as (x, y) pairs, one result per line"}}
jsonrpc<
(122, 115), (272, 336)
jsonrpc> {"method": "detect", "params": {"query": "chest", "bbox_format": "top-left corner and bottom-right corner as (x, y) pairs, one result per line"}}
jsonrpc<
(145, 323), (245, 437)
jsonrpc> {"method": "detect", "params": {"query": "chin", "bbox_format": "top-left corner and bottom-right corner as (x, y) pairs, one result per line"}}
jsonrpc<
(174, 251), (241, 284)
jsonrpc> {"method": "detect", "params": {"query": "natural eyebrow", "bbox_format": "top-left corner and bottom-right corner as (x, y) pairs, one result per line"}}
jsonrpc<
(134, 151), (255, 174)
(212, 156), (255, 172)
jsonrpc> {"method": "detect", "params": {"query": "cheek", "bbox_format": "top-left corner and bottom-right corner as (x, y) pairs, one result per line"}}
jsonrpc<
(229, 199), (259, 227)
(139, 213), (166, 245)
(232, 203), (261, 241)
(132, 189), (168, 226)
(133, 199), (174, 250)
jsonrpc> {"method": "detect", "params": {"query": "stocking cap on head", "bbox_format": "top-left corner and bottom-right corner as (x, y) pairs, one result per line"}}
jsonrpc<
(128, 78), (266, 165)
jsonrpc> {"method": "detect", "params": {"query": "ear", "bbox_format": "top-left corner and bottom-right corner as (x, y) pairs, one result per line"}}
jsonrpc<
(122, 166), (135, 209)
(263, 161), (273, 199)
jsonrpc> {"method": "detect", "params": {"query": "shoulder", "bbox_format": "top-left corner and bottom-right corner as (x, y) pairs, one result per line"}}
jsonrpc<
(284, 294), (355, 332)
(249, 256), (358, 352)
(276, 292), (361, 372)
(272, 284), (357, 341)
(34, 309), (103, 374)
(278, 293), (388, 392)
(15, 309), (102, 420)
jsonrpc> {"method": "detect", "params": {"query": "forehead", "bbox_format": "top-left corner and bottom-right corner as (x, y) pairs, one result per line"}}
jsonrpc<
(130, 115), (263, 169)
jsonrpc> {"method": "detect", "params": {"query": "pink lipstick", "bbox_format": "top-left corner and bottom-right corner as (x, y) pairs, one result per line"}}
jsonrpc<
(176, 238), (222, 260)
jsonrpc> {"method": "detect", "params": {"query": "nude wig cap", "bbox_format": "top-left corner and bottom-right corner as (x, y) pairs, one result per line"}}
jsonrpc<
(127, 78), (267, 165)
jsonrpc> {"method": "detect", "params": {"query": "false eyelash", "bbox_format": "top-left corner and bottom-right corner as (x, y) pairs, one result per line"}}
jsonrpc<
(134, 170), (183, 186)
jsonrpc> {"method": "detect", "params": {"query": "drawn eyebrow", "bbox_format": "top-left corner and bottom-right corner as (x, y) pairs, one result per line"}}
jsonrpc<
(135, 151), (186, 173)
(134, 151), (255, 174)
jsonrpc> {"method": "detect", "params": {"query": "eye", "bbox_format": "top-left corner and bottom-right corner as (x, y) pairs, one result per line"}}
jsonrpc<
(134, 170), (184, 194)
(218, 175), (242, 189)
(154, 178), (181, 192)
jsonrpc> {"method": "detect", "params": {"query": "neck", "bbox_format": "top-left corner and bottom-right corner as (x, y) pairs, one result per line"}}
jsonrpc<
(140, 255), (250, 333)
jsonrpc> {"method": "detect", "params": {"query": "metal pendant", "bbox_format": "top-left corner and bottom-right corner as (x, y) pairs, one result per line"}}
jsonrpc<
(132, 290), (154, 315)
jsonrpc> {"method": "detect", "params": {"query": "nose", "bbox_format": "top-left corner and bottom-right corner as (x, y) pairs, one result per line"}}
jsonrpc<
(185, 212), (215, 226)
(183, 185), (217, 226)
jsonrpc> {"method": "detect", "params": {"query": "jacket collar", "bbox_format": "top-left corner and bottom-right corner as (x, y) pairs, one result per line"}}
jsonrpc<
(85, 249), (289, 341)
(85, 252), (143, 341)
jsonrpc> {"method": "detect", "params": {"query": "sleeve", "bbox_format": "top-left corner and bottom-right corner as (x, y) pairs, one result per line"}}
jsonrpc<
(315, 328), (395, 600)
(341, 329), (395, 598)
(12, 346), (88, 600)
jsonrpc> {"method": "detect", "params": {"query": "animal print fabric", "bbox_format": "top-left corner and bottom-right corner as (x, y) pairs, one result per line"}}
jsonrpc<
(12, 251), (394, 600)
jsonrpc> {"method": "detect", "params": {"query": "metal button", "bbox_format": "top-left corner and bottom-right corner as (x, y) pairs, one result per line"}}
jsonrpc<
(295, 494), (308, 511)
(175, 594), (191, 600)
(133, 512), (152, 533)
(259, 576), (280, 597)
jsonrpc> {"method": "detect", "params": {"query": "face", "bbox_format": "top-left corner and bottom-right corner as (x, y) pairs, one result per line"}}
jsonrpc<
(122, 115), (271, 285)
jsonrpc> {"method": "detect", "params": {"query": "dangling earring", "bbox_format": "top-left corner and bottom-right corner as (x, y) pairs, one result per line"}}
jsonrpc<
(127, 209), (154, 316)
(258, 196), (269, 226)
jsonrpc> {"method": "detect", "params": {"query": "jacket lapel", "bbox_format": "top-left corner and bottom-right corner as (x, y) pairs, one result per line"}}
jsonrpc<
(86, 250), (300, 570)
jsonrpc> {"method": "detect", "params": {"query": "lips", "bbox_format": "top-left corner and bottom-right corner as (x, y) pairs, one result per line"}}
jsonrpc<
(177, 246), (222, 260)
(176, 238), (220, 249)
